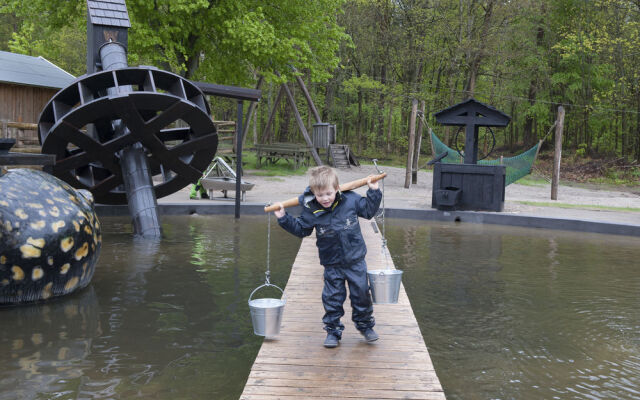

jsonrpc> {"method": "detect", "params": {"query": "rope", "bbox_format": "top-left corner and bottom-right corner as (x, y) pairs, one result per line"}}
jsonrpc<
(265, 205), (271, 285)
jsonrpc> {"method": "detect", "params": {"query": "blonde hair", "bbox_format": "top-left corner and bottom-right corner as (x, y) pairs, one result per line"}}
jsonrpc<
(308, 166), (339, 191)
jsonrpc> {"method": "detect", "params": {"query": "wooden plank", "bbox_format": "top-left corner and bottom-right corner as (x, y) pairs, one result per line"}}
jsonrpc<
(241, 219), (445, 399)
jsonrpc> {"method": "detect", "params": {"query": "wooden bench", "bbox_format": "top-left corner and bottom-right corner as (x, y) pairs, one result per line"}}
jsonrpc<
(254, 143), (311, 169)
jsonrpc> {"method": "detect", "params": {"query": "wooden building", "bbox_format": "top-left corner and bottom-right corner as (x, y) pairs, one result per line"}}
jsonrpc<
(0, 50), (75, 146)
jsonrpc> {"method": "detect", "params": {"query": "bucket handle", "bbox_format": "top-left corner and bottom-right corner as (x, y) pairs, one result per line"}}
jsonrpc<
(248, 283), (286, 305)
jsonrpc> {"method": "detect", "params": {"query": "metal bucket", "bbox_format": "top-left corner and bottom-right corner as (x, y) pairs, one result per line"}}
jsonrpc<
(248, 284), (286, 337)
(367, 269), (403, 304)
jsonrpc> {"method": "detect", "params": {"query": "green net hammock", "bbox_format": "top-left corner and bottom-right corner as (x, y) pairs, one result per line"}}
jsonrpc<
(429, 130), (541, 186)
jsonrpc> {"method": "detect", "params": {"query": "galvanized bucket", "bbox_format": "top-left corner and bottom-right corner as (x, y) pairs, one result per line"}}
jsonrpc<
(248, 284), (286, 337)
(367, 269), (403, 304)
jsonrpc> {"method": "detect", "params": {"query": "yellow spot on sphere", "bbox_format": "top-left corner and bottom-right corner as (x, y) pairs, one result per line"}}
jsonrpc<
(47, 256), (54, 266)
(84, 225), (92, 235)
(60, 263), (70, 274)
(11, 266), (24, 281)
(74, 242), (89, 260)
(0, 255), (6, 264)
(1, 279), (8, 286)
(14, 209), (28, 220)
(30, 220), (46, 230)
(20, 244), (41, 259)
(32, 267), (44, 280)
(27, 237), (45, 247)
(64, 276), (79, 292)
(72, 221), (80, 232)
(51, 220), (65, 233)
(26, 203), (43, 209)
(12, 339), (24, 350)
(4, 221), (12, 232)
(60, 237), (74, 252)
(42, 282), (53, 300)
(46, 199), (55, 205)
(0, 200), (8, 207)
(49, 206), (60, 217)
(38, 210), (46, 217)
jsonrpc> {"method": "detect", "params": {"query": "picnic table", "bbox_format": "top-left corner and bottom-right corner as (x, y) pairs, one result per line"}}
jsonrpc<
(254, 143), (311, 169)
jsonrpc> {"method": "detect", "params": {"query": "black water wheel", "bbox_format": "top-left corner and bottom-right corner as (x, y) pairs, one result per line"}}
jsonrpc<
(38, 67), (218, 205)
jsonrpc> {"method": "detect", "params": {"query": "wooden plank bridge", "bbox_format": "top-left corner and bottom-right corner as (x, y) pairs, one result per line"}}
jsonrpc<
(241, 218), (445, 399)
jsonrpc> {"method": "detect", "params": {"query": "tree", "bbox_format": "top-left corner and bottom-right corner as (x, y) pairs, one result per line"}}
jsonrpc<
(2, 0), (349, 85)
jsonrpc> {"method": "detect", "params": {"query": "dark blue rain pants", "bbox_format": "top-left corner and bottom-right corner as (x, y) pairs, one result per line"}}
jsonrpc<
(322, 258), (375, 338)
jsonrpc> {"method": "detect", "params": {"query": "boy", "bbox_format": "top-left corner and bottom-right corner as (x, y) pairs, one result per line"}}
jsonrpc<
(274, 166), (382, 348)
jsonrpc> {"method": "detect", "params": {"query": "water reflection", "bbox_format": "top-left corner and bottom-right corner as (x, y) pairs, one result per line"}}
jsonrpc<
(0, 287), (101, 400)
(386, 220), (640, 400)
(0, 215), (299, 399)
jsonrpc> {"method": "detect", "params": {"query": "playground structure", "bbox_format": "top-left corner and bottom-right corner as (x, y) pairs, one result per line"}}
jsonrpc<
(260, 73), (358, 169)
(200, 156), (254, 200)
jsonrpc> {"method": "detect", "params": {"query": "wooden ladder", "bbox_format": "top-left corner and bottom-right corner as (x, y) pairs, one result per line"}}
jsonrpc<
(329, 144), (351, 169)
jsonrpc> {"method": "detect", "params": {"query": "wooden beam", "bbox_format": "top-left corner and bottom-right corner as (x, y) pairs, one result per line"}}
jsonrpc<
(551, 105), (565, 200)
(260, 86), (285, 144)
(405, 99), (418, 188)
(281, 83), (323, 166)
(294, 74), (321, 123)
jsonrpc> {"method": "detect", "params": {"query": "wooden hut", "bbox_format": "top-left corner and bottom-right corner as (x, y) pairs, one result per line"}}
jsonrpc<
(0, 50), (75, 147)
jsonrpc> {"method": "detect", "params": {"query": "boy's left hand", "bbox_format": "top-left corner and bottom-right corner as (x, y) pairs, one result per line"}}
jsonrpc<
(367, 176), (379, 190)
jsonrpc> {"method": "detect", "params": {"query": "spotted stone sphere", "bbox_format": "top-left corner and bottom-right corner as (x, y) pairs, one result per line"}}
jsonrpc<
(0, 169), (101, 304)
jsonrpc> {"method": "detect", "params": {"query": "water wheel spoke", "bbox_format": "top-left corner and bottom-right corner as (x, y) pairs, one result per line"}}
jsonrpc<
(55, 121), (121, 175)
(91, 174), (123, 198)
(144, 101), (192, 133)
(158, 127), (191, 142)
(168, 132), (217, 157)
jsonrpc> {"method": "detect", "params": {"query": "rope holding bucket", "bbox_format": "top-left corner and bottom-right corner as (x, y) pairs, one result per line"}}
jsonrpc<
(367, 160), (403, 304)
(248, 205), (286, 337)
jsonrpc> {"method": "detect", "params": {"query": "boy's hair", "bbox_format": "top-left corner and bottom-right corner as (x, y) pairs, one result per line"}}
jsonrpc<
(309, 166), (339, 191)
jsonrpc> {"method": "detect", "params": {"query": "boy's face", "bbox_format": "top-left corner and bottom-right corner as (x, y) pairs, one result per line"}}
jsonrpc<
(313, 186), (337, 208)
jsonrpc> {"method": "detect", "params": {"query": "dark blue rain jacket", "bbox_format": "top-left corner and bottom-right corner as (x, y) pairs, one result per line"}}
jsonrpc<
(277, 187), (382, 266)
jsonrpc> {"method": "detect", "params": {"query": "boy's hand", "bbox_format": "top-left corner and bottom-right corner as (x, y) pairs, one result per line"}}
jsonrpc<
(274, 203), (285, 218)
(367, 176), (379, 190)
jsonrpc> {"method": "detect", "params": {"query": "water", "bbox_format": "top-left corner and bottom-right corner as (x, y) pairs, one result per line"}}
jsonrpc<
(0, 215), (299, 400)
(385, 220), (640, 400)
(3, 215), (639, 400)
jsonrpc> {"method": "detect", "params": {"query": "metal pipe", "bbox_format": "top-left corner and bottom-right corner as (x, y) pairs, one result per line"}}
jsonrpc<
(100, 41), (162, 237)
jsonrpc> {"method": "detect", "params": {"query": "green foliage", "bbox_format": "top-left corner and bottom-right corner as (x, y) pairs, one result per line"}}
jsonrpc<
(2, 0), (348, 84)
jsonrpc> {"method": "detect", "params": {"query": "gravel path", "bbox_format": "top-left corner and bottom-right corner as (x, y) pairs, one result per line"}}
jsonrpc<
(171, 164), (640, 225)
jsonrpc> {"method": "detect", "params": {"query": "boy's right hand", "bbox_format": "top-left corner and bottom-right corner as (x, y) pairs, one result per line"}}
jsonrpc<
(274, 203), (285, 218)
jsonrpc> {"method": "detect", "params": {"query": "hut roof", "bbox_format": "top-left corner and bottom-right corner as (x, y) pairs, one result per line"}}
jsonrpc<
(0, 51), (75, 90)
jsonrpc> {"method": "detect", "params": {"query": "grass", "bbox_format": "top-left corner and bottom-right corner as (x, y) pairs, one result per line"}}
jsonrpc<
(516, 200), (640, 213)
(513, 175), (549, 187)
(240, 151), (309, 177)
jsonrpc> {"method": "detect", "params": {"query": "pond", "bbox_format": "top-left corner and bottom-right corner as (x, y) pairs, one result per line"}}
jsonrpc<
(385, 220), (640, 400)
(2, 215), (638, 399)
(0, 215), (299, 400)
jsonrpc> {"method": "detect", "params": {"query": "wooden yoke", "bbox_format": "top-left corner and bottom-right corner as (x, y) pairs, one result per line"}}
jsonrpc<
(264, 173), (387, 212)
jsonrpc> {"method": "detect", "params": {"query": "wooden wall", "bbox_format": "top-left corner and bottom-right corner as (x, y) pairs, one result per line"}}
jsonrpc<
(0, 83), (58, 145)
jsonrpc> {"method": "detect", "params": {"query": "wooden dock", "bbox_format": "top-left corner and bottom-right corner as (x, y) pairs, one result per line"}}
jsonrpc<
(241, 219), (445, 399)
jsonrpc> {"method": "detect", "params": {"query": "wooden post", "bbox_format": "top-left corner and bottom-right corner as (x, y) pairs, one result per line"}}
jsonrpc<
(260, 85), (285, 144)
(405, 99), (418, 188)
(241, 76), (264, 146)
(281, 83), (323, 166)
(551, 106), (565, 200)
(295, 74), (322, 123)
(411, 100), (425, 184)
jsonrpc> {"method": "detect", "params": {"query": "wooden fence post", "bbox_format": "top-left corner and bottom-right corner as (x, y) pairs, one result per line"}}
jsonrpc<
(405, 99), (418, 188)
(551, 106), (565, 200)
(411, 100), (425, 184)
